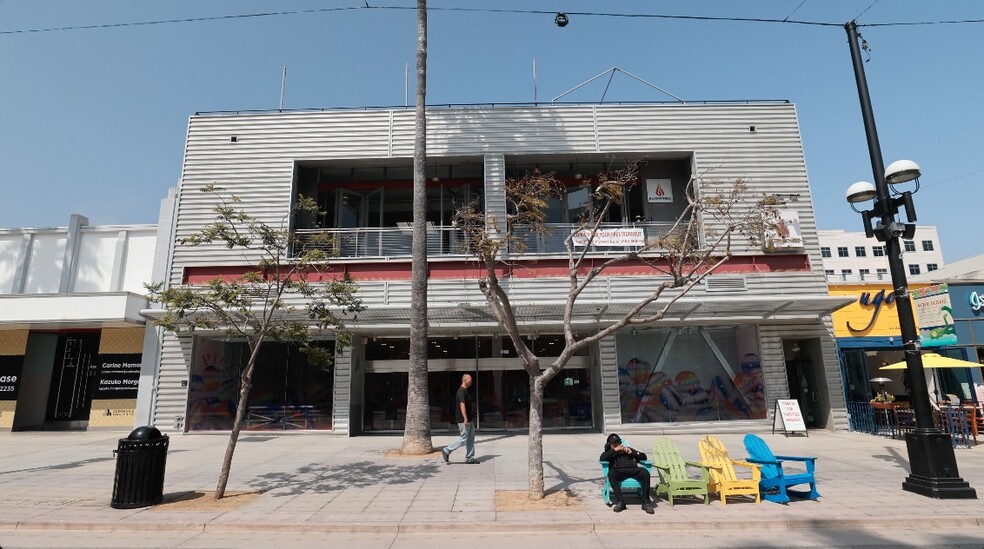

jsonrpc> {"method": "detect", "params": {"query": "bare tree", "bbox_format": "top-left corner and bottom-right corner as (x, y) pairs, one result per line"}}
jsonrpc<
(401, 0), (433, 455)
(147, 185), (362, 499)
(454, 164), (781, 499)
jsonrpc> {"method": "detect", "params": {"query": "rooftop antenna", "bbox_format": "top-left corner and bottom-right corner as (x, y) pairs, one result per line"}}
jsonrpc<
(532, 59), (537, 104)
(551, 67), (685, 104)
(279, 66), (287, 111)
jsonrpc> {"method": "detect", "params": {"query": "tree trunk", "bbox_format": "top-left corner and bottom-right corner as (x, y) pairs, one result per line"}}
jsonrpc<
(402, 0), (432, 455)
(215, 346), (259, 499)
(527, 374), (545, 499)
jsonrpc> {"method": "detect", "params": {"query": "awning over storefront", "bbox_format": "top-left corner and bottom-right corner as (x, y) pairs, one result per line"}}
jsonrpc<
(140, 294), (854, 332)
(0, 293), (148, 328)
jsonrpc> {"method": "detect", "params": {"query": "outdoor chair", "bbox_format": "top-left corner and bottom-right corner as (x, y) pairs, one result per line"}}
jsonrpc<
(698, 435), (760, 504)
(742, 433), (819, 503)
(651, 436), (710, 506)
(600, 438), (652, 505)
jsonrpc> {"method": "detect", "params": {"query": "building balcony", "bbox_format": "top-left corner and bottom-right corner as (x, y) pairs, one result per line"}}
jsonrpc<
(295, 221), (678, 260)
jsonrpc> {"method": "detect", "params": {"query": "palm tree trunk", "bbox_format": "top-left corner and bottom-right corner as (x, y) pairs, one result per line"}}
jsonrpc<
(402, 0), (432, 455)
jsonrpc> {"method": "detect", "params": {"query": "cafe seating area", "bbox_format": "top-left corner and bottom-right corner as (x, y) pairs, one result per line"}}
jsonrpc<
(847, 399), (978, 448)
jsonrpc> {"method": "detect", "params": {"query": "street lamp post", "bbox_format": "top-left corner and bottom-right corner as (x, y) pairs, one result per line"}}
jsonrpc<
(844, 20), (975, 499)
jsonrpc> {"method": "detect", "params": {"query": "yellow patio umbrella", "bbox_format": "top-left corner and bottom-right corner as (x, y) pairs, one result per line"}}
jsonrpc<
(880, 353), (979, 404)
(879, 353), (980, 370)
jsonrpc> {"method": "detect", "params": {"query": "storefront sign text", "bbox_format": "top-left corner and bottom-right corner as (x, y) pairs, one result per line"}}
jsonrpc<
(571, 228), (645, 247)
(0, 357), (23, 401)
(847, 289), (895, 333)
(94, 354), (142, 399)
(971, 291), (983, 313)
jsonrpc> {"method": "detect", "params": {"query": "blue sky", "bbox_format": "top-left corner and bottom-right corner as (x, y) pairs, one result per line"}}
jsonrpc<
(1, 1), (982, 261)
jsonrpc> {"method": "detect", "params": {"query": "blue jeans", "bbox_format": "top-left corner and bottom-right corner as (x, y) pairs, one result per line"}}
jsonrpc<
(444, 421), (475, 461)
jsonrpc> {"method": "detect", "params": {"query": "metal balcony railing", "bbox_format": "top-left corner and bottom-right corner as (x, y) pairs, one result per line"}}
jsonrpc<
(510, 221), (678, 255)
(295, 221), (680, 259)
(294, 226), (469, 258)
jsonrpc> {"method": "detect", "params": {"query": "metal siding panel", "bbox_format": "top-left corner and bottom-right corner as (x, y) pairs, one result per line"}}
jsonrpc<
(599, 335), (621, 431)
(759, 321), (846, 430)
(153, 334), (192, 432)
(332, 348), (352, 435)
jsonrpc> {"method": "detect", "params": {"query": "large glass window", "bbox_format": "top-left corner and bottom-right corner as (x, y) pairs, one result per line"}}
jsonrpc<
(615, 325), (765, 423)
(187, 338), (334, 431)
(363, 369), (590, 432)
(362, 334), (591, 432)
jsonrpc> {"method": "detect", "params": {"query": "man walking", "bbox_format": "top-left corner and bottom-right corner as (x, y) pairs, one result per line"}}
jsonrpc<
(442, 374), (477, 464)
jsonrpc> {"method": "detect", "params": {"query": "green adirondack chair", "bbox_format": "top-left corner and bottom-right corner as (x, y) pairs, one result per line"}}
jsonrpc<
(651, 437), (710, 506)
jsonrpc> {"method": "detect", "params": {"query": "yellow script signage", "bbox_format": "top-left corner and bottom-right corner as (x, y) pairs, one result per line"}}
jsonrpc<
(829, 284), (928, 338)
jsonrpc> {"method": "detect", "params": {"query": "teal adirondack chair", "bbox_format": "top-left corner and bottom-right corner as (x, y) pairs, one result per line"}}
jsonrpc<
(600, 438), (653, 505)
(743, 433), (820, 503)
(651, 437), (710, 506)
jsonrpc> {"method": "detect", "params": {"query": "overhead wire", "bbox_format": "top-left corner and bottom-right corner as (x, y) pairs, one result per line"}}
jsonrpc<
(5, 4), (984, 36)
(782, 0), (809, 23)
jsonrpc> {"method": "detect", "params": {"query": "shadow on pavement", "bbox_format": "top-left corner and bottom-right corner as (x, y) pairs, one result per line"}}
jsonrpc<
(0, 456), (114, 475)
(249, 459), (440, 496)
(870, 446), (912, 473)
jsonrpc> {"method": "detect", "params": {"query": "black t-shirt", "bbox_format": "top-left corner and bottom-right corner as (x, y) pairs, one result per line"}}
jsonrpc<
(455, 386), (473, 423)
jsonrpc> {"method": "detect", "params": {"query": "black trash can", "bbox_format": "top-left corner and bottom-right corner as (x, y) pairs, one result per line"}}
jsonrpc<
(111, 426), (169, 509)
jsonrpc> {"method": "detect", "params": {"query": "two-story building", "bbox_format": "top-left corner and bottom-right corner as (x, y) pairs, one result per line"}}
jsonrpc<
(138, 102), (853, 436)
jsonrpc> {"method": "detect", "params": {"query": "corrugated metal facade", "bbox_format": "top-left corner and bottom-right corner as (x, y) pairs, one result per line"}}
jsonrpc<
(153, 103), (842, 434)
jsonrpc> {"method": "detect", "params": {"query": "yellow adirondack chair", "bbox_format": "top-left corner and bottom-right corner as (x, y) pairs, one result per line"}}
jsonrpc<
(698, 435), (761, 504)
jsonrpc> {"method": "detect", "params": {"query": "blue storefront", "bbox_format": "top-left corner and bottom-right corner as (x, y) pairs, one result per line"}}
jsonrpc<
(947, 283), (984, 387)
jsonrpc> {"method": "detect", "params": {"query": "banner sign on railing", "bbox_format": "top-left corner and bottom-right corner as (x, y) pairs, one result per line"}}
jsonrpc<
(571, 228), (645, 247)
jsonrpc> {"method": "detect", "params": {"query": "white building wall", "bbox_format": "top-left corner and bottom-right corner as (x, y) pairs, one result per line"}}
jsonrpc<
(170, 104), (822, 274)
(74, 232), (119, 292)
(0, 235), (23, 293)
(120, 232), (158, 293)
(22, 232), (66, 294)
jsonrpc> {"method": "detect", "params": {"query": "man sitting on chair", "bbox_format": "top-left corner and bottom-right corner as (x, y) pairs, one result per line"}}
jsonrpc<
(600, 433), (654, 514)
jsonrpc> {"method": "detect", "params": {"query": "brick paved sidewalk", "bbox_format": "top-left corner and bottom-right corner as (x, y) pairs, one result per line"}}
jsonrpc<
(1, 429), (983, 535)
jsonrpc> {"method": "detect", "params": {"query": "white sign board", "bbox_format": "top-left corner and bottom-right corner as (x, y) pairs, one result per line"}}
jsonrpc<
(773, 399), (808, 436)
(646, 178), (673, 203)
(571, 228), (645, 247)
(762, 209), (803, 249)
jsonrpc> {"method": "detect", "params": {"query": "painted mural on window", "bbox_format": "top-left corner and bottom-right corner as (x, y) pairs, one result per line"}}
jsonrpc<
(187, 338), (334, 431)
(616, 326), (765, 423)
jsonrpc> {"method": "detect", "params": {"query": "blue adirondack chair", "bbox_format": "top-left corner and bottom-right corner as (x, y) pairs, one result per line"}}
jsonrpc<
(743, 433), (820, 503)
(599, 438), (653, 505)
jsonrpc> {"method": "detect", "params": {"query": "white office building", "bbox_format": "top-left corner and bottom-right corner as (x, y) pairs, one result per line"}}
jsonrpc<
(817, 227), (944, 283)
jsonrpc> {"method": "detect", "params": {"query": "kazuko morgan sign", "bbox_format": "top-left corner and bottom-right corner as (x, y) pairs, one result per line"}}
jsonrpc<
(910, 283), (957, 348)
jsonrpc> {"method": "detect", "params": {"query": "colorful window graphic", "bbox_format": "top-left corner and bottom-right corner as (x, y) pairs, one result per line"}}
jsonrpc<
(188, 338), (334, 431)
(616, 326), (765, 423)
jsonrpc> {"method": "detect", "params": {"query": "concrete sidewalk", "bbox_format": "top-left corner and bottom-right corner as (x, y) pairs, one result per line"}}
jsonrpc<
(1, 429), (984, 537)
